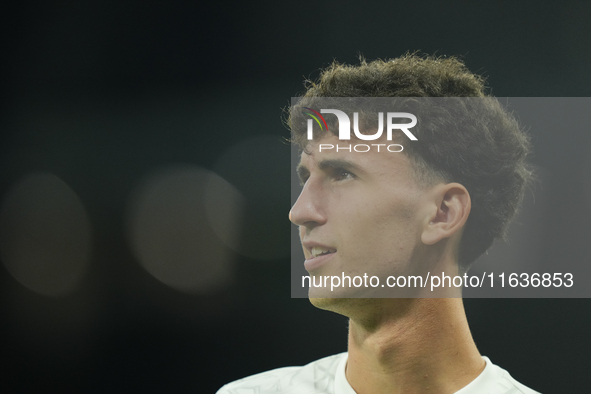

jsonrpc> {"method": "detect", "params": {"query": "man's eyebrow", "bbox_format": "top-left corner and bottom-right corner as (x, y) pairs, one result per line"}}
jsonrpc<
(296, 159), (363, 183)
(317, 159), (362, 173)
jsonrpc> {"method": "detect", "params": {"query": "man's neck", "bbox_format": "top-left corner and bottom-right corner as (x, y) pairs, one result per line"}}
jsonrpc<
(345, 298), (484, 394)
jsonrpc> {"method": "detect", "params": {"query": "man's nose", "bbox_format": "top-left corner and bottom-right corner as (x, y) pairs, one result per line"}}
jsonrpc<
(289, 180), (326, 228)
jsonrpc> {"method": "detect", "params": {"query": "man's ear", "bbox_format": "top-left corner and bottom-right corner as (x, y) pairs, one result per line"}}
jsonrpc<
(421, 183), (471, 245)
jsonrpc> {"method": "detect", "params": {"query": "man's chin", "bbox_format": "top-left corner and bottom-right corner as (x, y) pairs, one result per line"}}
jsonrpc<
(307, 285), (366, 300)
(307, 286), (378, 313)
(309, 296), (344, 309)
(308, 296), (391, 320)
(306, 281), (416, 300)
(308, 296), (355, 314)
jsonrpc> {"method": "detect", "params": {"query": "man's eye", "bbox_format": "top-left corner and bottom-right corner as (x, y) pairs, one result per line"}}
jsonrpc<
(334, 169), (354, 180)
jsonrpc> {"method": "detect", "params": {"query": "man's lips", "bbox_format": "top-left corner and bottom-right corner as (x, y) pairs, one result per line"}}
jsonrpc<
(302, 242), (337, 271)
(304, 251), (336, 271)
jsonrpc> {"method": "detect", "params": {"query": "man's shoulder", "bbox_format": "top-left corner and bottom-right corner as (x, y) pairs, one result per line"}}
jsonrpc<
(216, 353), (346, 394)
(457, 356), (541, 394)
(488, 362), (541, 394)
(216, 353), (541, 394)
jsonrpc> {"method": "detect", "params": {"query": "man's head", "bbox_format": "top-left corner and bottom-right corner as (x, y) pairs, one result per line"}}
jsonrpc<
(290, 54), (532, 275)
(291, 132), (472, 303)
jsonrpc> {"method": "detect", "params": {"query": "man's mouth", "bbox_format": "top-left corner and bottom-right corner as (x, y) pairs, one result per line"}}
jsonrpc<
(310, 246), (337, 258)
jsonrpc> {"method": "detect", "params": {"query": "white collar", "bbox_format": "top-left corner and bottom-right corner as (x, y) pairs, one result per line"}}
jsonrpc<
(334, 353), (498, 394)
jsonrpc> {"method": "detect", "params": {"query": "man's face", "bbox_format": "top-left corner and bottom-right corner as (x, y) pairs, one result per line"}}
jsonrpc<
(290, 134), (434, 300)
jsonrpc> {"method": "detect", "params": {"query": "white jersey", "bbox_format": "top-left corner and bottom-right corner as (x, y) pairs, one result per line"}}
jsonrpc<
(216, 353), (540, 394)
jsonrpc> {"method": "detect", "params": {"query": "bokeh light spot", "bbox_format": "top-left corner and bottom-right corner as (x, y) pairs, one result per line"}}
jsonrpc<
(0, 172), (91, 296)
(126, 166), (242, 294)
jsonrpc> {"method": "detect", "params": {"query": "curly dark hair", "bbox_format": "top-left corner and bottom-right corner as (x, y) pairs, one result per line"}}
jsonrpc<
(289, 53), (533, 269)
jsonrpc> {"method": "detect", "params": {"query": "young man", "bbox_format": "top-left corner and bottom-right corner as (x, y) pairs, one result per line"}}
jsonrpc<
(217, 54), (540, 393)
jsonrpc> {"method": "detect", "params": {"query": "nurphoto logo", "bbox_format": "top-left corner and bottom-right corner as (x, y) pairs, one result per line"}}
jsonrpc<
(303, 108), (417, 152)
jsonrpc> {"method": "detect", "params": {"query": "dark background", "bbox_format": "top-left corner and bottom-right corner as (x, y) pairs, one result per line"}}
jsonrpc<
(1, 1), (590, 393)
